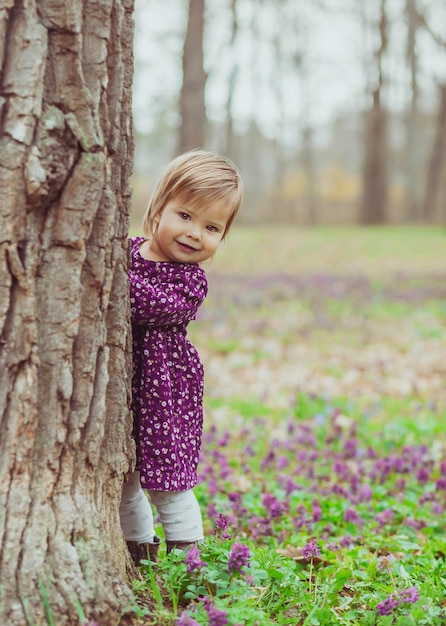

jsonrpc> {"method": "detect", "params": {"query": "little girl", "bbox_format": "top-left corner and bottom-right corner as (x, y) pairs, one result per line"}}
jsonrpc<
(120, 150), (243, 565)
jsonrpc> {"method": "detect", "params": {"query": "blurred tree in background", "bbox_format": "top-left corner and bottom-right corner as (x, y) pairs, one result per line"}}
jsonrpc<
(178, 0), (207, 151)
(360, 0), (389, 225)
(133, 0), (446, 226)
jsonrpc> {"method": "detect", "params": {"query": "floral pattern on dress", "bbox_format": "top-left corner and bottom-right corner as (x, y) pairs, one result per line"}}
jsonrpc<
(129, 236), (208, 491)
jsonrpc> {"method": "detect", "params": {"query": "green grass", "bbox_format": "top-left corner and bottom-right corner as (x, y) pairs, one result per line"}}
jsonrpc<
(131, 394), (446, 625)
(209, 225), (446, 276)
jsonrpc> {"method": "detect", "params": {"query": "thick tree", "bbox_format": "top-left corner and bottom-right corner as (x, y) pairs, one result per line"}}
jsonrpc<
(0, 1), (136, 624)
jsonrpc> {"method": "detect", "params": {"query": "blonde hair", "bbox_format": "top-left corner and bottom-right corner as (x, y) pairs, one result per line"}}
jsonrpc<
(142, 149), (243, 239)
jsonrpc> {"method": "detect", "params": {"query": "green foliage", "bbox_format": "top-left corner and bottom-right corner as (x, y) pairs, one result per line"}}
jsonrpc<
(128, 392), (446, 625)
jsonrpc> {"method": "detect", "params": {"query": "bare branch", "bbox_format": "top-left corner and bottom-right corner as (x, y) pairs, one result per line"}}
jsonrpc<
(415, 7), (446, 48)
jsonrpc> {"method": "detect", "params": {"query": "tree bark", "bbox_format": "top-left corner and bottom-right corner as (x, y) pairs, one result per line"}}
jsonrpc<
(178, 0), (207, 152)
(0, 1), (135, 624)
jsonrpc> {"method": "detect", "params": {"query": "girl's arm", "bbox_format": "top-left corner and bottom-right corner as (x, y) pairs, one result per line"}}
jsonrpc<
(129, 270), (207, 326)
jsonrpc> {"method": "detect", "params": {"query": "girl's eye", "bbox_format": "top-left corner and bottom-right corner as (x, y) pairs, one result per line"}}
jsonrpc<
(180, 212), (190, 221)
(206, 225), (218, 232)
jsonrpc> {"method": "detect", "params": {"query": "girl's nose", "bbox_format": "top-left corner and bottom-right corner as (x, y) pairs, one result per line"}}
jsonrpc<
(187, 224), (201, 240)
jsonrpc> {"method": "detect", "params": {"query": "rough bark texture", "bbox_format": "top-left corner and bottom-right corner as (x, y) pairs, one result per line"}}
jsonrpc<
(0, 1), (135, 624)
(178, 0), (207, 152)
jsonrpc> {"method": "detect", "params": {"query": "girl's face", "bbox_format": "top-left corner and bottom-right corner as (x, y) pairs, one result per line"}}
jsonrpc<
(148, 199), (230, 264)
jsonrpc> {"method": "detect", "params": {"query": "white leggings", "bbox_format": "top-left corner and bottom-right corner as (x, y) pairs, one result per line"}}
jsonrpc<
(119, 471), (204, 543)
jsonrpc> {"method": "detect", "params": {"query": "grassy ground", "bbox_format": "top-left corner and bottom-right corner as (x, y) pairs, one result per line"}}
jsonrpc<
(206, 225), (446, 276)
(125, 226), (446, 625)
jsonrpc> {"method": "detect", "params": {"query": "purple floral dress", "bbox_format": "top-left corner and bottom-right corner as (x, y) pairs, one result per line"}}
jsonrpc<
(128, 237), (208, 491)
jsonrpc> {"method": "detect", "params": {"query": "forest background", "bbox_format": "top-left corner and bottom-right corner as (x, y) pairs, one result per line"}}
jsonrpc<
(131, 0), (446, 228)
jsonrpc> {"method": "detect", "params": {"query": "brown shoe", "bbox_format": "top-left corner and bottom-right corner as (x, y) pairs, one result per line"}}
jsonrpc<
(127, 536), (160, 566)
(165, 540), (196, 555)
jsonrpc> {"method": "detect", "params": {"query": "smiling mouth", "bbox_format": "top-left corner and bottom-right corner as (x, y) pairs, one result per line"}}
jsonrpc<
(176, 241), (198, 252)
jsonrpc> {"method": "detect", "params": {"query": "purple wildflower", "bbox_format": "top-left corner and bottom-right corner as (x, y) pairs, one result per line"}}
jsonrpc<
(248, 514), (272, 540)
(228, 541), (251, 574)
(375, 508), (394, 526)
(399, 586), (419, 604)
(343, 507), (363, 526)
(202, 598), (229, 626)
(278, 475), (299, 495)
(262, 493), (287, 518)
(403, 517), (425, 530)
(349, 473), (360, 495)
(358, 483), (373, 502)
(184, 544), (205, 573)
(207, 502), (218, 518)
(177, 612), (200, 626)
(343, 438), (358, 458)
(366, 446), (377, 459)
(218, 431), (230, 446)
(276, 455), (289, 469)
(326, 542), (340, 552)
(339, 534), (355, 548)
(416, 467), (430, 484)
(435, 478), (446, 491)
(207, 476), (218, 497)
(296, 428), (317, 447)
(333, 460), (349, 480)
(302, 538), (321, 560)
(419, 492), (435, 504)
(376, 594), (400, 615)
(312, 499), (322, 522)
(293, 513), (308, 531)
(212, 512), (232, 539)
(214, 513), (229, 531)
(431, 501), (443, 515)
(331, 484), (349, 497)
(297, 503), (307, 515)
(260, 450), (276, 469)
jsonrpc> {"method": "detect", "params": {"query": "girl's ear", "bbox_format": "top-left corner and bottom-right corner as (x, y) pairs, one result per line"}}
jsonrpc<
(153, 211), (161, 225)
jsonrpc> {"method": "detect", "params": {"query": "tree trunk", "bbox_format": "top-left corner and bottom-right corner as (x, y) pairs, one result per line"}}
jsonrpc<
(404, 0), (420, 221)
(302, 124), (317, 225)
(360, 90), (388, 224)
(422, 83), (446, 222)
(178, 0), (207, 152)
(0, 1), (135, 624)
(224, 0), (239, 161)
(360, 0), (388, 225)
